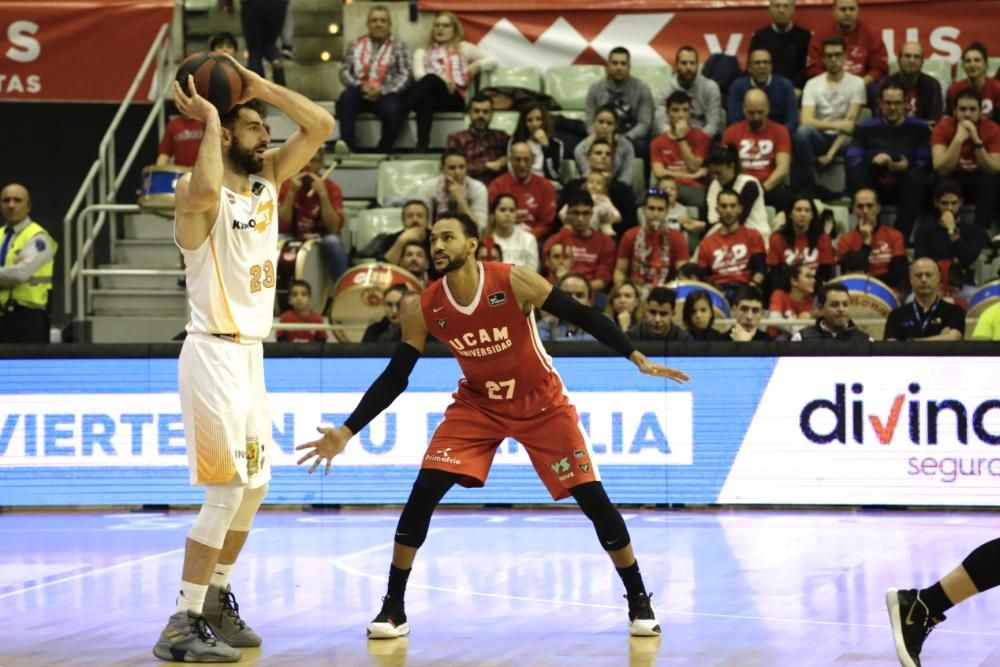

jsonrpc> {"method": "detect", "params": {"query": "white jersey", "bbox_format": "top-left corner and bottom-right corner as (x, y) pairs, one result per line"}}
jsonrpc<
(177, 175), (279, 343)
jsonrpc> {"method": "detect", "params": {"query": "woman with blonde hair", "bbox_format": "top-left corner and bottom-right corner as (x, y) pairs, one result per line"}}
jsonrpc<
(407, 11), (496, 151)
(605, 280), (644, 332)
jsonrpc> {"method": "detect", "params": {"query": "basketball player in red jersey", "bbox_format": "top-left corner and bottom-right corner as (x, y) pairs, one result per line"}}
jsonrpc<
(297, 213), (689, 639)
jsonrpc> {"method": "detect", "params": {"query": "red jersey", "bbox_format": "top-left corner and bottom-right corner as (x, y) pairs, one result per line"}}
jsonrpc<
(931, 116), (1000, 173)
(766, 233), (836, 269)
(421, 262), (558, 416)
(541, 227), (616, 284)
(696, 226), (766, 285)
(617, 225), (689, 286)
(158, 117), (204, 167)
(650, 129), (711, 186)
(278, 177), (345, 236)
(721, 121), (791, 184)
(947, 78), (1000, 119)
(769, 289), (815, 318)
(487, 172), (556, 238)
(276, 309), (328, 343)
(806, 21), (889, 80)
(837, 225), (905, 278)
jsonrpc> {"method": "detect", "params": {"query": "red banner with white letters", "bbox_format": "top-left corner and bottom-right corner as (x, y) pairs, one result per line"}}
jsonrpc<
(0, 0), (173, 102)
(420, 0), (1000, 70)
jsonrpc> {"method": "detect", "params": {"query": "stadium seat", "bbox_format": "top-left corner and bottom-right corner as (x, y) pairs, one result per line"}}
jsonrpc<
(543, 66), (604, 111)
(922, 58), (953, 91)
(464, 110), (520, 135)
(376, 160), (439, 207)
(352, 208), (403, 255)
(486, 66), (542, 92)
(630, 64), (672, 97)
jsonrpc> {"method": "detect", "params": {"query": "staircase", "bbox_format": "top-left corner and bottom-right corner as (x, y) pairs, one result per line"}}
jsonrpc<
(89, 212), (188, 343)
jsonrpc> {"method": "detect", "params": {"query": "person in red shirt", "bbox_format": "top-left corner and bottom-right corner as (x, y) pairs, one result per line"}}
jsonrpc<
(650, 91), (711, 207)
(487, 141), (556, 239)
(721, 89), (792, 212)
(693, 188), (766, 305)
(542, 190), (616, 295)
(931, 88), (1000, 229)
(805, 0), (888, 90)
(276, 279), (328, 343)
(947, 43), (1000, 122)
(766, 196), (835, 284)
(156, 114), (205, 168)
(614, 190), (689, 288)
(296, 213), (689, 640)
(278, 147), (347, 284)
(768, 263), (817, 339)
(836, 187), (907, 290)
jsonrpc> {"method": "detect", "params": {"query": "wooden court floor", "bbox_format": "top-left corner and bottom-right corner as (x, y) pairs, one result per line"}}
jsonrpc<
(3, 508), (1000, 666)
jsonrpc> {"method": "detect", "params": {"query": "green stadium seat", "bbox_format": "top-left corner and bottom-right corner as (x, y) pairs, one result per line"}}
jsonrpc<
(352, 208), (403, 255)
(543, 65), (604, 111)
(486, 66), (542, 92)
(630, 64), (673, 96)
(464, 110), (520, 135)
(376, 160), (439, 207)
(922, 58), (953, 90)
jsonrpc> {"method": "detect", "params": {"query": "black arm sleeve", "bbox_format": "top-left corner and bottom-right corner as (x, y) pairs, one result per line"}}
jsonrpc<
(542, 288), (636, 358)
(343, 343), (421, 435)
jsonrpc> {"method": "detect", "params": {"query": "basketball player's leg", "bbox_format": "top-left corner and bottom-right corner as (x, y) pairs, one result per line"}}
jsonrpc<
(368, 400), (500, 639)
(153, 337), (250, 663)
(204, 343), (273, 648)
(519, 404), (660, 636)
(887, 537), (1000, 667)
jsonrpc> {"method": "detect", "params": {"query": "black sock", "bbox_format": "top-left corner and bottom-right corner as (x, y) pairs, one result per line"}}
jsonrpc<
(616, 561), (645, 598)
(387, 564), (411, 602)
(919, 582), (954, 618)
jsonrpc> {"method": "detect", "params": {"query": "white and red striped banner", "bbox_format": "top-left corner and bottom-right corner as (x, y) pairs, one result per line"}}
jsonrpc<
(420, 0), (999, 70)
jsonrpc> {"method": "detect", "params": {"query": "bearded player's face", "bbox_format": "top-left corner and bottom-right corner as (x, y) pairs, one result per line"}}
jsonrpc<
(429, 218), (476, 275)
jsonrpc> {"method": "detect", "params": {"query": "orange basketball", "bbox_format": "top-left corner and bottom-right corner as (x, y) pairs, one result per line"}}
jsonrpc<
(175, 52), (243, 114)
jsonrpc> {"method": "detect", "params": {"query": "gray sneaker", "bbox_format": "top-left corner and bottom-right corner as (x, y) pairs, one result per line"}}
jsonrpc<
(152, 611), (241, 663)
(203, 584), (262, 648)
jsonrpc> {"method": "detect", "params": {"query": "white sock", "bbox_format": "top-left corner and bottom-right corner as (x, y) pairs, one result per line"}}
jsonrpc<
(175, 581), (208, 615)
(209, 563), (234, 590)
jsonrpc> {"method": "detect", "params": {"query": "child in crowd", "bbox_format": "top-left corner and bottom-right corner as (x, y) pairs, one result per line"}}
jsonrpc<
(277, 279), (328, 343)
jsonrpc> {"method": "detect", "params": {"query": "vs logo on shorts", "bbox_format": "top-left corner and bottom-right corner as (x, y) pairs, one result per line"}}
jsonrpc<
(487, 291), (507, 307)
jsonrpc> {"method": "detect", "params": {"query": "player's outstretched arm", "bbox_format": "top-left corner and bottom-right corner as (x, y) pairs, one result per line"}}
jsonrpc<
(218, 53), (335, 186)
(296, 299), (429, 475)
(509, 266), (690, 384)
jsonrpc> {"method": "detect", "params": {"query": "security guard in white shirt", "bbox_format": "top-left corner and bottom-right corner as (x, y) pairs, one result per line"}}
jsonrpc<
(0, 183), (57, 343)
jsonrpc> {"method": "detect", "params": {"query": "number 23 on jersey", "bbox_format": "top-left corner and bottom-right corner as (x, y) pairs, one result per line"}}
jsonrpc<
(249, 261), (275, 293)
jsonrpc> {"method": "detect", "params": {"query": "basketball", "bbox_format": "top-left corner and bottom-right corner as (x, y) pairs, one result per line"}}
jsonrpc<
(175, 52), (243, 115)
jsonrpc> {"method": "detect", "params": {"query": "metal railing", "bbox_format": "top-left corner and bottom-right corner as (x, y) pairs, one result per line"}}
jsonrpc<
(63, 23), (174, 320)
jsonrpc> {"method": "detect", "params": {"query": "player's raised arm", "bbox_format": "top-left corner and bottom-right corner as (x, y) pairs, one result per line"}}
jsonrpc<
(219, 54), (335, 186)
(296, 298), (430, 475)
(509, 265), (690, 383)
(173, 78), (224, 247)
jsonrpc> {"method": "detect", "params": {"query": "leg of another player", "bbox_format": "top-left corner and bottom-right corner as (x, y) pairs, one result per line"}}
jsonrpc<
(887, 537), (1000, 667)
(570, 481), (661, 637)
(368, 468), (459, 639)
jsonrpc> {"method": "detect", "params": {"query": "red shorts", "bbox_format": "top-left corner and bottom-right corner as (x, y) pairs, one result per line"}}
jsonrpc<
(422, 388), (600, 500)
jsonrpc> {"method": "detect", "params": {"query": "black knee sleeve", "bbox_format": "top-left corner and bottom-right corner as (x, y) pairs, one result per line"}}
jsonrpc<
(962, 537), (1000, 593)
(394, 468), (459, 549)
(570, 482), (631, 551)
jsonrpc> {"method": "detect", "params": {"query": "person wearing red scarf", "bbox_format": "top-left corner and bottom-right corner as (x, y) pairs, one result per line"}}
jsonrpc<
(337, 6), (412, 152)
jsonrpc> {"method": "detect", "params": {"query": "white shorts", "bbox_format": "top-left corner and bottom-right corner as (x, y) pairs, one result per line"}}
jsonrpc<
(178, 334), (272, 488)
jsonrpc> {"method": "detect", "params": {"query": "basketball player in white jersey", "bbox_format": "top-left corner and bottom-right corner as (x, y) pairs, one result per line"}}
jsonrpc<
(152, 57), (334, 663)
